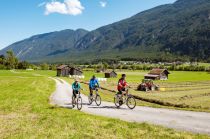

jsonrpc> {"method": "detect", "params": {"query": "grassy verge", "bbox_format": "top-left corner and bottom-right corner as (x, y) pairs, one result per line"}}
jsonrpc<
(0, 70), (209, 138)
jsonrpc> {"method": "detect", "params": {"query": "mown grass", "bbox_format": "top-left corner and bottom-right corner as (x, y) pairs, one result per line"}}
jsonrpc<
(1, 70), (208, 138)
(75, 70), (210, 112)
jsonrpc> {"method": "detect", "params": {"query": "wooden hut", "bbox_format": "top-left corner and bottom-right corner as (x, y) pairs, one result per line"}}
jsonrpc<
(57, 65), (70, 77)
(105, 70), (117, 78)
(96, 68), (105, 73)
(144, 68), (170, 80)
(69, 67), (83, 76)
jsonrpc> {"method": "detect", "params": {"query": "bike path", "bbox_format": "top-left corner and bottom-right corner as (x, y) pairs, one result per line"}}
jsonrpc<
(50, 78), (210, 135)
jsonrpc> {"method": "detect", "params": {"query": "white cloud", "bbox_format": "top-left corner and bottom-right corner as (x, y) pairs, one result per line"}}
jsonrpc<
(38, 2), (46, 7)
(100, 1), (107, 8)
(44, 0), (84, 16)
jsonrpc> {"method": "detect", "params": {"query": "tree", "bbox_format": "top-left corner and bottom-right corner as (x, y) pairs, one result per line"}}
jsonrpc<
(5, 50), (18, 69)
(18, 61), (30, 69)
(103, 62), (109, 70)
(40, 63), (49, 70)
(0, 55), (5, 65)
(49, 65), (57, 70)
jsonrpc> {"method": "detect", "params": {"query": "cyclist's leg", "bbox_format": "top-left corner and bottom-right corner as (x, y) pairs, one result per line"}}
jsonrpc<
(117, 89), (123, 97)
(121, 88), (127, 96)
(72, 90), (77, 103)
(89, 87), (93, 96)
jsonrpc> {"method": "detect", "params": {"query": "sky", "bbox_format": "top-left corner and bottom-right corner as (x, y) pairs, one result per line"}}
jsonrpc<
(0, 0), (176, 49)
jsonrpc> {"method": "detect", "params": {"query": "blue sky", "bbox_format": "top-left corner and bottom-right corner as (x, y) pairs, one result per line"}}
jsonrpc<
(0, 0), (176, 49)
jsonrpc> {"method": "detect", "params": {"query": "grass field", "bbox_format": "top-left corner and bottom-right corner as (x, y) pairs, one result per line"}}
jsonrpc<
(69, 70), (210, 112)
(1, 70), (208, 138)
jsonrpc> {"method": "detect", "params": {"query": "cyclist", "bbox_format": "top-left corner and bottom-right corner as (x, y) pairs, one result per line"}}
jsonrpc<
(117, 74), (129, 96)
(89, 75), (100, 96)
(72, 79), (81, 100)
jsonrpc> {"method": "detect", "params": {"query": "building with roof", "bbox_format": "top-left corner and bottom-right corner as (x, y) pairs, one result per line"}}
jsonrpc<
(105, 70), (117, 78)
(144, 68), (170, 80)
(57, 65), (83, 77)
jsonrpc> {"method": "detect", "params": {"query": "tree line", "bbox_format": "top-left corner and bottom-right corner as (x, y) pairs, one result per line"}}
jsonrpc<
(85, 63), (210, 72)
(0, 51), (56, 70)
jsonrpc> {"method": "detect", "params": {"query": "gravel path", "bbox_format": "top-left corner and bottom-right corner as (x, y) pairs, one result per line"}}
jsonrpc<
(50, 78), (210, 135)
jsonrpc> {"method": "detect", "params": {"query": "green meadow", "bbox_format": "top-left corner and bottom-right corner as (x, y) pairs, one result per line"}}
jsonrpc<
(1, 70), (208, 138)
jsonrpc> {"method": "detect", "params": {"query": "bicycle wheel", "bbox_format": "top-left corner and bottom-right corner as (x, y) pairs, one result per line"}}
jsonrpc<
(77, 96), (82, 110)
(95, 95), (101, 106)
(126, 96), (136, 109)
(88, 95), (93, 105)
(114, 95), (121, 108)
(72, 96), (75, 108)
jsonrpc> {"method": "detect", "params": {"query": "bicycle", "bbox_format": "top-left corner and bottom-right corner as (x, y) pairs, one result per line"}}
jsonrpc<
(114, 89), (136, 109)
(72, 91), (82, 110)
(88, 87), (101, 106)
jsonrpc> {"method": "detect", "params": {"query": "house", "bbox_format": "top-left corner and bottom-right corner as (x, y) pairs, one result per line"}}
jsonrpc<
(144, 68), (170, 80)
(69, 67), (83, 76)
(57, 65), (70, 77)
(57, 65), (83, 77)
(105, 70), (117, 78)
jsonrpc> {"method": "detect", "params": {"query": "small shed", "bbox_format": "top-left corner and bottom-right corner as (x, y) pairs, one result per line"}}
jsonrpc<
(144, 68), (170, 80)
(105, 70), (117, 78)
(69, 67), (83, 76)
(96, 68), (105, 73)
(57, 65), (70, 77)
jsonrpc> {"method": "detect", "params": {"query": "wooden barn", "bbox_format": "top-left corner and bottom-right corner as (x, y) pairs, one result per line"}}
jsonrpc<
(105, 70), (117, 78)
(144, 68), (170, 80)
(57, 65), (83, 77)
(57, 65), (70, 77)
(96, 68), (105, 73)
(69, 67), (83, 76)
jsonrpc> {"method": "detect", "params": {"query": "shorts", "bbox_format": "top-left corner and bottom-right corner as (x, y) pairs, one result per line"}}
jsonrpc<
(118, 88), (126, 94)
(73, 90), (79, 98)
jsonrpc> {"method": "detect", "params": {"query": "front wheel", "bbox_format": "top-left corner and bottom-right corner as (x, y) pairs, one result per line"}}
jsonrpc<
(95, 95), (101, 106)
(77, 96), (82, 110)
(126, 96), (136, 109)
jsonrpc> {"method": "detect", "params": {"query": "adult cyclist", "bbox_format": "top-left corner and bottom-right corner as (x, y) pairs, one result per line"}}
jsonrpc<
(72, 79), (81, 101)
(117, 74), (130, 96)
(89, 75), (100, 96)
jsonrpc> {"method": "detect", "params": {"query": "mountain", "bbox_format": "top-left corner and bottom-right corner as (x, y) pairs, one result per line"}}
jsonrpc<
(74, 0), (210, 62)
(0, 29), (89, 62)
(1, 0), (210, 63)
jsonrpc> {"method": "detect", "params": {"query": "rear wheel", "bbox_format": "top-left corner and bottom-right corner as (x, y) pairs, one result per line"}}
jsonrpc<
(88, 95), (93, 105)
(77, 96), (82, 110)
(114, 95), (121, 108)
(95, 95), (101, 106)
(72, 96), (76, 108)
(126, 96), (136, 109)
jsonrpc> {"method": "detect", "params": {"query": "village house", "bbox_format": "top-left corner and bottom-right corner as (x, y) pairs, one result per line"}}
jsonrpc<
(57, 65), (83, 77)
(144, 68), (170, 80)
(105, 70), (117, 78)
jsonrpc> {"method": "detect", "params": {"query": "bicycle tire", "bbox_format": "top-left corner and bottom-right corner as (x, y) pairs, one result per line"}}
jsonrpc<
(114, 96), (121, 108)
(95, 95), (101, 106)
(72, 96), (76, 108)
(77, 97), (82, 110)
(126, 96), (136, 109)
(88, 95), (93, 105)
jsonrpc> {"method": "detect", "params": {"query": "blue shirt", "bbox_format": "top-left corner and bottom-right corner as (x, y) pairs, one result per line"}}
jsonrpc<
(89, 78), (99, 89)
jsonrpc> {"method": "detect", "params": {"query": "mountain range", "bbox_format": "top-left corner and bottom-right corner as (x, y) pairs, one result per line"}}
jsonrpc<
(1, 0), (210, 63)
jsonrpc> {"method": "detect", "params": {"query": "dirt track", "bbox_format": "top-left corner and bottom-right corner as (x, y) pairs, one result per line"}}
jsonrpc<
(50, 78), (210, 135)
